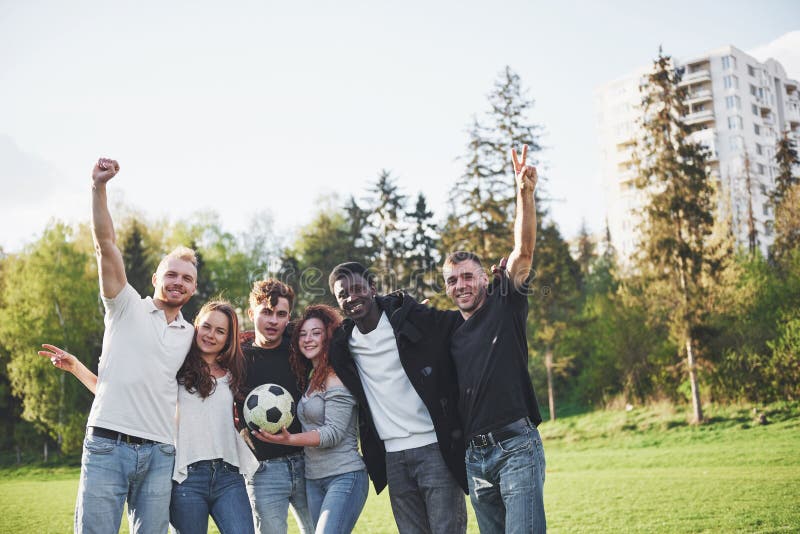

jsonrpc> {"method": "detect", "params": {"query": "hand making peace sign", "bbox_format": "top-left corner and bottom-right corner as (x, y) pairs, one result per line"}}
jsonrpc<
(511, 144), (537, 192)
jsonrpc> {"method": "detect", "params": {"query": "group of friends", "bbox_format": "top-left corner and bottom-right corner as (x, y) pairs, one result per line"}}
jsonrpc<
(41, 145), (547, 534)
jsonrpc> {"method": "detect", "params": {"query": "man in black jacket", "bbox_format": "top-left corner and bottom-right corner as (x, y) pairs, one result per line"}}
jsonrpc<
(328, 262), (467, 534)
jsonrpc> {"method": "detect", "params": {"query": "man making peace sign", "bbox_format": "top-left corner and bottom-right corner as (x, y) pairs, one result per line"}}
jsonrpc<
(443, 145), (547, 533)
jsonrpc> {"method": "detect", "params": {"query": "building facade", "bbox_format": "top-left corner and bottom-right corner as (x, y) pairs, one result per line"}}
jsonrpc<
(595, 45), (800, 263)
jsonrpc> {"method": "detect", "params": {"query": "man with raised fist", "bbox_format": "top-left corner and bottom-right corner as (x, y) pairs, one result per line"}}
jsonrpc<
(75, 158), (198, 533)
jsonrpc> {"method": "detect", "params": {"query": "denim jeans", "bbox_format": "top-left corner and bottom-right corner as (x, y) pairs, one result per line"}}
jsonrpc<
(169, 459), (255, 534)
(466, 425), (546, 534)
(74, 433), (175, 534)
(305, 469), (369, 534)
(386, 442), (467, 534)
(245, 452), (314, 534)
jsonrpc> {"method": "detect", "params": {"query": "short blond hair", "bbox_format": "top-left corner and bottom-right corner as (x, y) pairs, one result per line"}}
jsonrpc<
(157, 245), (198, 274)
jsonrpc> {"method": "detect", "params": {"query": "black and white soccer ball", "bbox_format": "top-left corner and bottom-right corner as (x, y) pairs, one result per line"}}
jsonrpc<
(243, 383), (295, 434)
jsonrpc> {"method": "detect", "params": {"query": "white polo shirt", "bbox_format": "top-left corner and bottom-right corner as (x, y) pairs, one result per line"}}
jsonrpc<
(87, 284), (193, 444)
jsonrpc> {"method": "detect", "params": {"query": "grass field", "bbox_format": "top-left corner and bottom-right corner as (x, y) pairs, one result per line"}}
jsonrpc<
(1, 402), (798, 533)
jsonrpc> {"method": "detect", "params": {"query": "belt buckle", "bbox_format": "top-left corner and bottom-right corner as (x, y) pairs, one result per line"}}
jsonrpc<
(474, 434), (489, 447)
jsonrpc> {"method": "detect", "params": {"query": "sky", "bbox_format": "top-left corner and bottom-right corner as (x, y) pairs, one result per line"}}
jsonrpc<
(1, 1), (799, 253)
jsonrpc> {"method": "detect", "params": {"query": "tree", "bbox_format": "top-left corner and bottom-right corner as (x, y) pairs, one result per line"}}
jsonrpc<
(770, 130), (800, 263)
(442, 66), (544, 262)
(771, 129), (799, 206)
(575, 220), (596, 283)
(365, 170), (407, 291)
(0, 223), (103, 453)
(403, 193), (440, 300)
(741, 151), (759, 255)
(633, 49), (721, 423)
(119, 218), (157, 297)
(284, 196), (373, 308)
(527, 223), (583, 420)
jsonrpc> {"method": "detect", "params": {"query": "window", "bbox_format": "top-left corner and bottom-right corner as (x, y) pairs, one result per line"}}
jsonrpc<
(752, 104), (759, 115)
(728, 116), (743, 130)
(748, 65), (756, 76)
(763, 204), (770, 216)
(729, 136), (743, 150)
(725, 95), (741, 110)
(724, 75), (739, 89)
(754, 124), (761, 135)
(722, 55), (736, 70)
(757, 163), (765, 175)
(750, 84), (758, 96)
(756, 144), (763, 155)
(760, 184), (767, 195)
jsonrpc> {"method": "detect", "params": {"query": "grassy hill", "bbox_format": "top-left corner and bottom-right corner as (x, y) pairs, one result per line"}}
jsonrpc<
(1, 402), (798, 533)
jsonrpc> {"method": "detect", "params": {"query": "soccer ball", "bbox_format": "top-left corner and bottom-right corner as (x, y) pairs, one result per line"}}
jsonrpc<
(243, 383), (295, 434)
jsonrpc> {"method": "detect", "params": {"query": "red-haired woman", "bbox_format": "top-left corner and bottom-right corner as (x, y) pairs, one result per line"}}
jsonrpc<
(253, 304), (368, 534)
(40, 300), (258, 534)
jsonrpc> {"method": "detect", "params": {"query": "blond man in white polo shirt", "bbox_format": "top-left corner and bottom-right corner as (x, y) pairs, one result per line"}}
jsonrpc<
(74, 157), (198, 534)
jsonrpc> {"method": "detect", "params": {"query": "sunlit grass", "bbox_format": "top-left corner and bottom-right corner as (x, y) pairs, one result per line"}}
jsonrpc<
(1, 402), (798, 533)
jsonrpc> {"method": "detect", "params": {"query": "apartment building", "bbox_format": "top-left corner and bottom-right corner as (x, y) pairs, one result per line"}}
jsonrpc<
(595, 45), (800, 263)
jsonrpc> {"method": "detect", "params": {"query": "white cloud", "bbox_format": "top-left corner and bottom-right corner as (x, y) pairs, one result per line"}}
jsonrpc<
(748, 30), (800, 80)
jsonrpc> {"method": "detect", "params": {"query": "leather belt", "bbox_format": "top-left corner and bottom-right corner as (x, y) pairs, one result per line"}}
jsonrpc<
(469, 417), (531, 448)
(88, 426), (157, 445)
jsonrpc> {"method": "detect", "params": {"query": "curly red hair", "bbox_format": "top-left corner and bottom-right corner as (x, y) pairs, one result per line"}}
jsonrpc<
(289, 304), (342, 394)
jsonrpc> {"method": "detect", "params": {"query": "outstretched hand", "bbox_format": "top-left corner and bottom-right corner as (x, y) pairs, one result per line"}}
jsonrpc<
(38, 344), (79, 373)
(92, 158), (120, 185)
(252, 426), (292, 444)
(511, 145), (537, 192)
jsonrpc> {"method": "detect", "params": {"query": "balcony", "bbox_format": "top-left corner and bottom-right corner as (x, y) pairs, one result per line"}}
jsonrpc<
(787, 105), (800, 125)
(679, 69), (711, 86)
(686, 89), (713, 104)
(683, 109), (715, 126)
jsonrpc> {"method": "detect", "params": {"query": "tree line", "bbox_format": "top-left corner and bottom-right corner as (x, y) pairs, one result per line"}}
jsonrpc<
(1, 53), (798, 460)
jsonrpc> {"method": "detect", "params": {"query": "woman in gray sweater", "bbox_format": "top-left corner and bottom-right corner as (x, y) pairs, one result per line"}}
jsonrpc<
(253, 304), (368, 534)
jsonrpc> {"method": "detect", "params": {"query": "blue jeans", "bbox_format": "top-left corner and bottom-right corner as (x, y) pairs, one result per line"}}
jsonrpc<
(386, 442), (467, 534)
(466, 425), (546, 534)
(75, 433), (175, 534)
(169, 459), (255, 534)
(305, 469), (369, 533)
(245, 452), (314, 534)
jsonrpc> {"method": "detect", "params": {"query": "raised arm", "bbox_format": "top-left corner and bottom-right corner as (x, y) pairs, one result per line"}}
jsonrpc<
(38, 344), (98, 394)
(91, 158), (127, 298)
(505, 145), (538, 289)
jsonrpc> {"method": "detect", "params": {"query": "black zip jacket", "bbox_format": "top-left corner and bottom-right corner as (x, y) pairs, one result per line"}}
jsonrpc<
(329, 292), (467, 494)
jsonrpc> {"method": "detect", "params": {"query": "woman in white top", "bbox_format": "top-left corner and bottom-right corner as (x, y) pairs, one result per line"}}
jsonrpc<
(40, 299), (258, 534)
(254, 304), (368, 534)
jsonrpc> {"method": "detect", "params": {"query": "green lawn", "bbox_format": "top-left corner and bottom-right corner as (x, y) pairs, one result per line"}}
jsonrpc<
(1, 402), (798, 533)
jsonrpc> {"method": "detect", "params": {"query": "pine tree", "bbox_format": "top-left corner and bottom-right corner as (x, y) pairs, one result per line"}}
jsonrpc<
(576, 220), (596, 282)
(528, 223), (583, 420)
(119, 219), (156, 297)
(772, 129), (799, 206)
(365, 170), (407, 291)
(442, 66), (543, 262)
(742, 151), (759, 255)
(403, 193), (440, 299)
(770, 130), (800, 263)
(633, 49), (719, 423)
